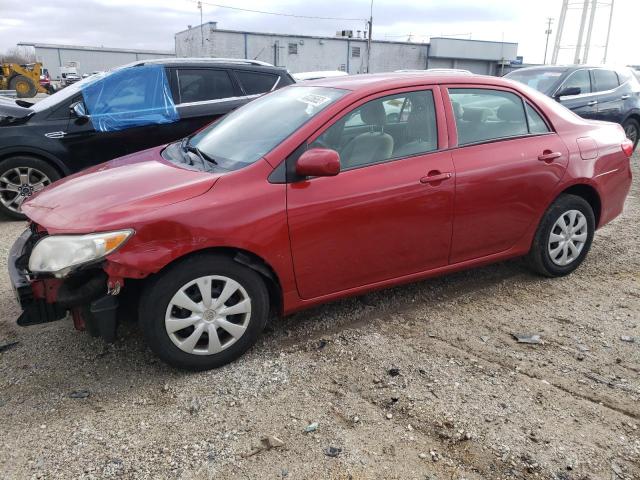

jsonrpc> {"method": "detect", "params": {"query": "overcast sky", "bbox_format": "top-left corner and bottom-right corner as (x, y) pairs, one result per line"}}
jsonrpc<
(1, 0), (638, 65)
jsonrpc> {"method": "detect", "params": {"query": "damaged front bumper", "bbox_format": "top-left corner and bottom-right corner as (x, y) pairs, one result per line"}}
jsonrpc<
(9, 227), (120, 342)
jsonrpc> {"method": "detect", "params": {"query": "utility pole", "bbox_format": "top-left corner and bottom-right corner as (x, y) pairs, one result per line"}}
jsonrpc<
(198, 1), (203, 49)
(543, 17), (553, 64)
(366, 0), (373, 73)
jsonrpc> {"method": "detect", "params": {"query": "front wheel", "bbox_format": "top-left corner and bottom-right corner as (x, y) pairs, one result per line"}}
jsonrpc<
(526, 194), (595, 277)
(623, 118), (639, 151)
(0, 156), (60, 220)
(139, 254), (270, 370)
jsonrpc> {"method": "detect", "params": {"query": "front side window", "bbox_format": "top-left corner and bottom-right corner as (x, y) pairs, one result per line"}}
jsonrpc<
(190, 86), (346, 169)
(177, 69), (235, 103)
(235, 71), (278, 95)
(560, 69), (591, 95)
(592, 69), (619, 92)
(449, 88), (529, 145)
(312, 90), (438, 169)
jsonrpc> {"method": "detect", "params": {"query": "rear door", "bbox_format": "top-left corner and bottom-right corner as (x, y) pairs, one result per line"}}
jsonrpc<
(556, 68), (599, 119)
(445, 86), (569, 264)
(591, 68), (624, 124)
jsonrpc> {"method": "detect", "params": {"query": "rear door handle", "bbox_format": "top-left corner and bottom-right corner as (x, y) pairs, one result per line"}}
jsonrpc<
(538, 151), (563, 162)
(420, 171), (452, 184)
(587, 100), (598, 106)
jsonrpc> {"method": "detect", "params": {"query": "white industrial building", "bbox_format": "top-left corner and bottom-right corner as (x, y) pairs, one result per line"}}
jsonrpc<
(175, 23), (519, 76)
(17, 42), (175, 79)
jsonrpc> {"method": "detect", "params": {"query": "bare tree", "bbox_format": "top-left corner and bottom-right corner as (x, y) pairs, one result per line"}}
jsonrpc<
(0, 47), (37, 64)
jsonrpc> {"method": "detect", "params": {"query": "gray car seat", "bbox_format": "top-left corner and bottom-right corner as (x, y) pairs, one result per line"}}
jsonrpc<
(394, 98), (437, 157)
(341, 102), (394, 168)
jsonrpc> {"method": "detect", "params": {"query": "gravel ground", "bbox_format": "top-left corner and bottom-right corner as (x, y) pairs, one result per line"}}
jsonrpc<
(0, 157), (638, 480)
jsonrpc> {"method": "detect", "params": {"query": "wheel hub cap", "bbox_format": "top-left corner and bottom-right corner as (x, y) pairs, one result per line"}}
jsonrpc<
(164, 275), (252, 356)
(548, 209), (588, 267)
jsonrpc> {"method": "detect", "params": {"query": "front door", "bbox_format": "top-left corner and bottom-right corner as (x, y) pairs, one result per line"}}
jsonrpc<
(287, 88), (455, 299)
(445, 86), (569, 264)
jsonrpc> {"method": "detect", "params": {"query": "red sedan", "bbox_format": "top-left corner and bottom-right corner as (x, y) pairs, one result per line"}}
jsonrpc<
(10, 72), (633, 370)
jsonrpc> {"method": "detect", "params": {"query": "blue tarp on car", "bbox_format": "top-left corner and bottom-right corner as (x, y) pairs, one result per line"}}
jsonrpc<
(80, 64), (179, 132)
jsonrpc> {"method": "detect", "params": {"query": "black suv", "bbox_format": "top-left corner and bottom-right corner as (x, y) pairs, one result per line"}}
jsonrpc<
(505, 65), (640, 149)
(0, 58), (294, 219)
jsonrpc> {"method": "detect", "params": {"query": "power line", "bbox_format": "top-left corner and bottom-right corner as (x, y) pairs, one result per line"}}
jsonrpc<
(188, 0), (367, 22)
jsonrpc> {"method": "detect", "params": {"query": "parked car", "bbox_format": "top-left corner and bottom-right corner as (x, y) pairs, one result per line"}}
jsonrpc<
(0, 58), (294, 219)
(9, 72), (633, 370)
(505, 65), (640, 149)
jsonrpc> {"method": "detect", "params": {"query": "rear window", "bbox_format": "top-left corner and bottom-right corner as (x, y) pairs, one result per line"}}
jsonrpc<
(177, 69), (235, 103)
(592, 69), (619, 92)
(235, 71), (279, 95)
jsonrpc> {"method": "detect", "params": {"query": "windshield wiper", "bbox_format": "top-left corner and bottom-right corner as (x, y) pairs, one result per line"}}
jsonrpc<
(181, 137), (218, 166)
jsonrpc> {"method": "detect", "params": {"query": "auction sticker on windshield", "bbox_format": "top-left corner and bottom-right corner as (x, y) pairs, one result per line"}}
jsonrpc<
(297, 93), (331, 108)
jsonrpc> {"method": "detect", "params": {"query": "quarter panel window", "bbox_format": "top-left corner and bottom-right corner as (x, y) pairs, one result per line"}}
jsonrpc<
(560, 69), (591, 95)
(525, 103), (550, 134)
(177, 69), (235, 104)
(235, 71), (278, 95)
(449, 88), (529, 145)
(313, 90), (438, 169)
(592, 69), (619, 92)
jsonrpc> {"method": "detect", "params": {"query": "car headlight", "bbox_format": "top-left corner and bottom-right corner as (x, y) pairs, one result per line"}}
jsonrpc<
(28, 229), (134, 276)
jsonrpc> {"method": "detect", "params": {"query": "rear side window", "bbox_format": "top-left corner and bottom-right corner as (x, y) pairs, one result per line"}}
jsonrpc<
(561, 69), (591, 95)
(235, 71), (279, 95)
(525, 103), (550, 134)
(592, 69), (619, 92)
(448, 89), (529, 145)
(177, 69), (235, 104)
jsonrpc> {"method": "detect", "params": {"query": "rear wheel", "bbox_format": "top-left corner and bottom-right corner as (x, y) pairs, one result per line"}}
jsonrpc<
(526, 194), (595, 277)
(0, 156), (60, 220)
(139, 254), (270, 370)
(9, 75), (37, 98)
(623, 118), (639, 151)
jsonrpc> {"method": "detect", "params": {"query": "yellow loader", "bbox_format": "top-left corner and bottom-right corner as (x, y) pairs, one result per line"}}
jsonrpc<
(0, 63), (47, 98)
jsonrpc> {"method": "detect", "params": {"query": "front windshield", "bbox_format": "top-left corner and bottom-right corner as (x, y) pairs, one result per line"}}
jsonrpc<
(28, 72), (108, 112)
(189, 86), (347, 168)
(505, 69), (566, 95)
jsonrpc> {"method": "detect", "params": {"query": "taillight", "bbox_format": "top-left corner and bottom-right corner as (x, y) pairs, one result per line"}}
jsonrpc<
(622, 139), (634, 158)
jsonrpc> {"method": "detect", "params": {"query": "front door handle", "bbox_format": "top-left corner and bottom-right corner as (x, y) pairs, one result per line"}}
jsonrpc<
(420, 171), (452, 185)
(538, 150), (563, 163)
(587, 100), (598, 106)
(621, 94), (630, 100)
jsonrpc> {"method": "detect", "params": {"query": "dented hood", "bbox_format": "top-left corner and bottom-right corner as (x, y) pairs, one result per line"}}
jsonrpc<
(22, 146), (220, 232)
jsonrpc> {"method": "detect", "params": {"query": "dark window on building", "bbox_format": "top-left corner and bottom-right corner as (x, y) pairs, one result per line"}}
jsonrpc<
(352, 47), (361, 58)
(235, 71), (278, 95)
(288, 43), (298, 54)
(177, 69), (235, 104)
(592, 69), (619, 92)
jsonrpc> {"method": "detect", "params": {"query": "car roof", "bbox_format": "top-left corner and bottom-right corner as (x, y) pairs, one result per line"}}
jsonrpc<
(124, 57), (289, 72)
(298, 72), (516, 92)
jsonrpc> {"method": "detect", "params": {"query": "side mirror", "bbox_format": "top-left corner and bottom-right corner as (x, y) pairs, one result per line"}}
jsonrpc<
(296, 148), (340, 178)
(70, 101), (88, 120)
(554, 86), (581, 100)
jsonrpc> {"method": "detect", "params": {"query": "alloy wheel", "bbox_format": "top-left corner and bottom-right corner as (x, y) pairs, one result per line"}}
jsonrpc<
(625, 123), (638, 146)
(165, 275), (252, 355)
(0, 167), (51, 213)
(547, 209), (588, 266)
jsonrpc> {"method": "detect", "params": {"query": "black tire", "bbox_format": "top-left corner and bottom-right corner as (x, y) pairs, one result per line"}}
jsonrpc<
(622, 118), (639, 151)
(0, 156), (61, 221)
(526, 194), (595, 277)
(139, 254), (270, 371)
(9, 75), (37, 98)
